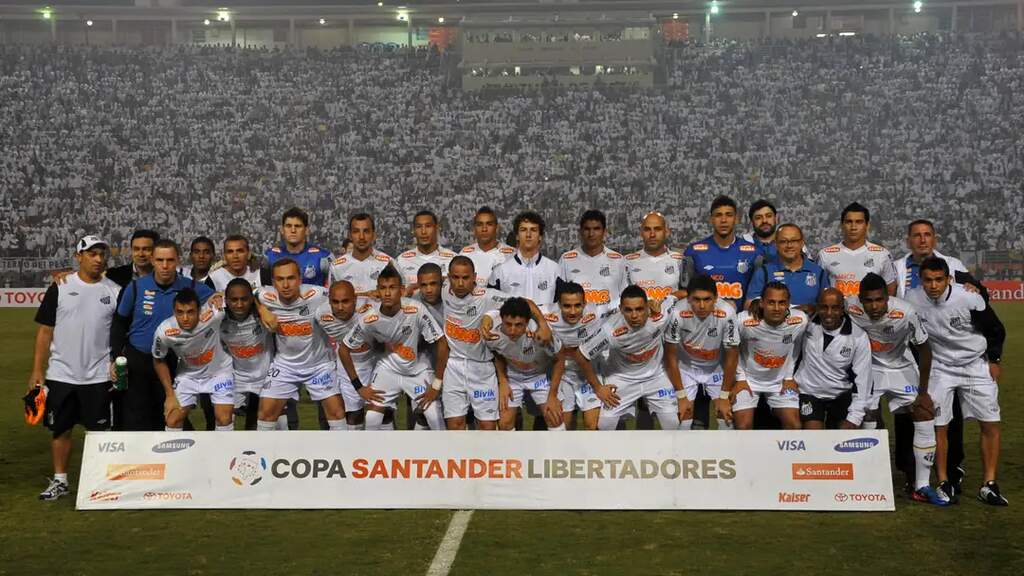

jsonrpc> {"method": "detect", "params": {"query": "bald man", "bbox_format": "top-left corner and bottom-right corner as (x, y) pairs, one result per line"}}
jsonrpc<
(315, 280), (376, 430)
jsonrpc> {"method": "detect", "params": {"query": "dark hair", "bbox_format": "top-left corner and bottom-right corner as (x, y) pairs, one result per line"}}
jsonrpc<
(579, 209), (607, 229)
(710, 195), (737, 214)
(620, 285), (648, 302)
(223, 234), (249, 249)
(499, 297), (532, 320)
(686, 274), (717, 296)
(841, 202), (870, 224)
(153, 239), (180, 256)
(920, 256), (949, 276)
(413, 210), (438, 225)
(449, 255), (475, 272)
(190, 236), (215, 252)
(131, 229), (160, 244)
(907, 219), (935, 234)
(271, 257), (299, 274)
(858, 273), (887, 295)
(173, 287), (199, 308)
(225, 277), (254, 295)
(349, 212), (374, 232)
(513, 211), (545, 237)
(762, 281), (791, 299)
(377, 264), (403, 285)
(776, 223), (803, 239)
(475, 206), (497, 220)
(557, 281), (586, 302)
(748, 199), (777, 221)
(417, 262), (443, 278)
(281, 207), (309, 227)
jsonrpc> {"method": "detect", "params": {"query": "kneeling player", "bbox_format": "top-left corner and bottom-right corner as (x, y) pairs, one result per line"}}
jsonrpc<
(732, 282), (806, 430)
(485, 298), (567, 431)
(545, 282), (609, 430)
(152, 289), (235, 432)
(571, 285), (690, 430)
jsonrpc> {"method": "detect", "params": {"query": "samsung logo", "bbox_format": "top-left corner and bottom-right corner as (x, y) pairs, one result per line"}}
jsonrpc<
(834, 438), (878, 453)
(152, 439), (196, 453)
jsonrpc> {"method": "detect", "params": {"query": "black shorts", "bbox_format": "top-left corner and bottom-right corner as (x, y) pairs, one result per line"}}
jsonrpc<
(45, 380), (113, 437)
(799, 391), (853, 426)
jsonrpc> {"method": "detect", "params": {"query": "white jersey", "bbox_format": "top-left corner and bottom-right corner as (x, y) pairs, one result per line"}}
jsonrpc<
(735, 310), (809, 391)
(441, 285), (511, 362)
(315, 299), (377, 373)
(461, 242), (515, 287)
(664, 299), (740, 372)
(220, 311), (273, 392)
(794, 317), (873, 400)
(558, 246), (627, 305)
(816, 241), (896, 297)
(152, 304), (233, 380)
(905, 285), (990, 367)
(209, 267), (262, 292)
(343, 298), (443, 376)
(846, 295), (927, 372)
(894, 250), (968, 298)
(257, 285), (333, 368)
(539, 302), (610, 381)
(328, 250), (394, 294)
(396, 246), (456, 286)
(625, 249), (685, 300)
(580, 297), (675, 383)
(488, 251), (560, 304)
(485, 318), (561, 385)
(35, 275), (122, 385)
(413, 293), (445, 328)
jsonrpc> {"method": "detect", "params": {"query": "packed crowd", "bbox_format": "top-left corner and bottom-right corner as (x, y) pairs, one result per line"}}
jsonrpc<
(1, 33), (1022, 285)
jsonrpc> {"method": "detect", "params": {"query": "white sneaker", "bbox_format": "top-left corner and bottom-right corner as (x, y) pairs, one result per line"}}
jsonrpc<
(39, 478), (69, 501)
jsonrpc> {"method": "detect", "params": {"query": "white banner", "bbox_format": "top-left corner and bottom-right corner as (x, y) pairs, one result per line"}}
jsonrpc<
(0, 287), (47, 307)
(76, 431), (894, 511)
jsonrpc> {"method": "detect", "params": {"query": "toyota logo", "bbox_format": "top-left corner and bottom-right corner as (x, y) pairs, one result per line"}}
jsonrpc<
(834, 493), (849, 502)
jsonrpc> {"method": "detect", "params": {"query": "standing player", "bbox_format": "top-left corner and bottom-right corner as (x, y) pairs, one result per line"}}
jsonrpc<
(396, 210), (456, 290)
(30, 236), (121, 500)
(558, 210), (627, 306)
(485, 298), (567, 431)
(489, 211), (560, 304)
(220, 278), (281, 430)
(908, 258), (1007, 505)
(793, 288), (872, 430)
(683, 195), (758, 311)
(817, 202), (897, 297)
(317, 281), (376, 431)
(255, 258), (347, 431)
(461, 206), (515, 287)
(625, 211), (686, 302)
(152, 290), (235, 432)
(338, 266), (447, 431)
(263, 207), (333, 287)
(731, 282), (807, 431)
(848, 273), (946, 504)
(329, 213), (394, 296)
(545, 282), (610, 430)
(571, 286), (690, 431)
(210, 235), (262, 292)
(664, 275), (740, 430)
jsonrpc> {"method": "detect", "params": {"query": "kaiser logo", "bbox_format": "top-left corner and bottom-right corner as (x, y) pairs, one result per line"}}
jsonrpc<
(89, 490), (121, 502)
(98, 441), (125, 453)
(792, 463), (854, 480)
(777, 440), (806, 451)
(152, 439), (196, 454)
(230, 450), (267, 486)
(107, 464), (166, 481)
(834, 438), (879, 453)
(778, 492), (810, 503)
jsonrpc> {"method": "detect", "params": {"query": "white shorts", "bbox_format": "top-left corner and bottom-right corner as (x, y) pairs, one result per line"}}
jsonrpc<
(599, 372), (679, 420)
(368, 365), (433, 411)
(174, 370), (234, 408)
(233, 374), (266, 397)
(732, 386), (799, 411)
(867, 365), (919, 413)
(507, 374), (574, 413)
(442, 357), (498, 421)
(563, 372), (601, 412)
(336, 360), (374, 413)
(680, 364), (724, 402)
(261, 360), (340, 402)
(929, 358), (1000, 426)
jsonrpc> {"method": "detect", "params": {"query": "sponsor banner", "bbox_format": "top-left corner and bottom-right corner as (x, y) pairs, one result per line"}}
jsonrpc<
(0, 288), (47, 308)
(77, 431), (894, 511)
(982, 280), (1024, 302)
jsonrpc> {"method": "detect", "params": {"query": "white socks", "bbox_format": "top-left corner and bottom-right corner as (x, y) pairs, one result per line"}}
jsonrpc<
(347, 423), (363, 431)
(716, 418), (734, 430)
(862, 421), (878, 430)
(655, 411), (681, 430)
(548, 423), (566, 431)
(215, 423), (234, 432)
(364, 410), (386, 431)
(54, 473), (68, 483)
(913, 420), (938, 490)
(597, 416), (621, 431)
(275, 414), (288, 430)
(327, 419), (347, 431)
(679, 419), (693, 431)
(256, 420), (277, 431)
(165, 426), (183, 432)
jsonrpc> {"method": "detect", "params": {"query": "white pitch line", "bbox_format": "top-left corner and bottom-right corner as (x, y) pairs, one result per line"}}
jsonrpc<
(426, 509), (475, 576)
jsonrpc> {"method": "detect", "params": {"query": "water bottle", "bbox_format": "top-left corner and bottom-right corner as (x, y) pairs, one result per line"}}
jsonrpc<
(113, 356), (129, 391)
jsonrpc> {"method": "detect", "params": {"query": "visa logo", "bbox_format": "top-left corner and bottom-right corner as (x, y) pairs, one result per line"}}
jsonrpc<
(777, 440), (806, 451)
(99, 441), (125, 453)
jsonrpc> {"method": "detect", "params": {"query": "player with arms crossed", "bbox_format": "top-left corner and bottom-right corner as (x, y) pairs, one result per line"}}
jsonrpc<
(152, 289), (235, 432)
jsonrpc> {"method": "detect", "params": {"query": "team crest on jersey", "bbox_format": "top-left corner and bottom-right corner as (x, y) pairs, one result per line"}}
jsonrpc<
(564, 251), (578, 259)
(665, 265), (675, 275)
(840, 346), (852, 358)
(782, 334), (793, 344)
(949, 316), (966, 330)
(298, 305), (309, 316)
(707, 326), (718, 337)
(888, 310), (905, 319)
(401, 325), (413, 338)
(612, 326), (629, 337)
(363, 314), (379, 324)
(737, 261), (749, 274)
(466, 306), (478, 316)
(320, 314), (335, 323)
(599, 266), (611, 277)
(786, 316), (804, 325)
(883, 325), (895, 336)
(165, 328), (181, 336)
(744, 318), (760, 326)
(538, 281), (549, 291)
(713, 309), (728, 318)
(303, 265), (316, 279)
(806, 274), (817, 287)
(200, 309), (214, 323)
(402, 306), (419, 314)
(100, 296), (111, 304)
(864, 258), (875, 268)
(581, 313), (596, 324)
